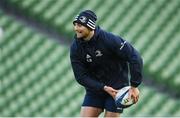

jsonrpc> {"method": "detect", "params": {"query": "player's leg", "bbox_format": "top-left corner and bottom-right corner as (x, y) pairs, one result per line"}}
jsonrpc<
(104, 111), (120, 117)
(80, 106), (103, 117)
(81, 92), (105, 117)
(104, 95), (123, 117)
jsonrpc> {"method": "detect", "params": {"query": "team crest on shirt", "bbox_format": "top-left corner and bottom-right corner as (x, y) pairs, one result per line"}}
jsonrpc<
(95, 50), (103, 57)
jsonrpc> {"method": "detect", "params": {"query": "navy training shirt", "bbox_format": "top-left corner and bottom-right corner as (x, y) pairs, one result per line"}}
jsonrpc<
(70, 26), (143, 92)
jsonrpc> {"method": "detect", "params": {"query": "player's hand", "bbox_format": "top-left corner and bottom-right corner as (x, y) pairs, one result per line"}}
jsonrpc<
(104, 86), (118, 99)
(128, 87), (140, 104)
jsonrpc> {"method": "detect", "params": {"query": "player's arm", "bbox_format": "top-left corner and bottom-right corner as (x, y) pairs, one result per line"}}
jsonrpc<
(70, 45), (105, 90)
(106, 33), (143, 87)
(103, 86), (118, 99)
(106, 33), (143, 102)
(120, 41), (143, 87)
(116, 42), (142, 103)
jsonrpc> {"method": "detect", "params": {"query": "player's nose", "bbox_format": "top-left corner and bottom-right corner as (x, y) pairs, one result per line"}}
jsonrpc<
(74, 24), (79, 31)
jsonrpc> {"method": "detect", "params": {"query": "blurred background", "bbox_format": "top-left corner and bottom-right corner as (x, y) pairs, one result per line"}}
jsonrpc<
(0, 0), (180, 117)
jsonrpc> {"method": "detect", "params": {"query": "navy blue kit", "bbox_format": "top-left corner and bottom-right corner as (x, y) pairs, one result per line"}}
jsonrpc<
(70, 26), (143, 112)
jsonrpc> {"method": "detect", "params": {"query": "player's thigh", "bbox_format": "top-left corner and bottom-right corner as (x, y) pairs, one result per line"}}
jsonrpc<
(80, 106), (103, 117)
(104, 111), (120, 117)
(104, 95), (123, 117)
(104, 95), (123, 113)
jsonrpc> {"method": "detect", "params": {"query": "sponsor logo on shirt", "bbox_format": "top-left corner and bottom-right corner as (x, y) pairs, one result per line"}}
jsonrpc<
(86, 54), (92, 62)
(120, 41), (126, 50)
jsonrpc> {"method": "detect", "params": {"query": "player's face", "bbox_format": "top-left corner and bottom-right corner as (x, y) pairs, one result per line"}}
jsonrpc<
(73, 23), (91, 40)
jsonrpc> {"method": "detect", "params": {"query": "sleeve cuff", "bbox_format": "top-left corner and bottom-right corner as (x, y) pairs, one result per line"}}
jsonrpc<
(130, 81), (141, 87)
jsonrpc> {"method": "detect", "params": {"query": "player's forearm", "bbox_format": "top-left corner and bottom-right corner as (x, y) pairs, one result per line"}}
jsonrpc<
(103, 85), (118, 99)
(71, 58), (105, 90)
(129, 54), (143, 87)
(76, 75), (105, 90)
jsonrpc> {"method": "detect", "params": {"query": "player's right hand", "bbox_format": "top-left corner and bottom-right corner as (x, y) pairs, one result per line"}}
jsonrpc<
(104, 86), (118, 99)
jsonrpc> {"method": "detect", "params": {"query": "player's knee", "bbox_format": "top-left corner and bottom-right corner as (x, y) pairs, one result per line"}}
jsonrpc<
(80, 106), (103, 117)
(104, 111), (120, 117)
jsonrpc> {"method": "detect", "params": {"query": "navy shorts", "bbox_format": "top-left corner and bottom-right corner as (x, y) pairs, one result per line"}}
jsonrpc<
(82, 91), (123, 113)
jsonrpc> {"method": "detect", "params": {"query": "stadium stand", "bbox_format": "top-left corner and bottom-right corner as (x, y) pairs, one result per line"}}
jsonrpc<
(2, 0), (180, 91)
(0, 10), (83, 116)
(0, 0), (180, 117)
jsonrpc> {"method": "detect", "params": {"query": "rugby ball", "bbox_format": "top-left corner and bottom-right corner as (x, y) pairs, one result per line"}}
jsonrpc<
(115, 86), (134, 108)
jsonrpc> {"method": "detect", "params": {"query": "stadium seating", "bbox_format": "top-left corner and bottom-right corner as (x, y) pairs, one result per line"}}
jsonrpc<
(0, 0), (180, 117)
(0, 10), (78, 116)
(3, 0), (180, 90)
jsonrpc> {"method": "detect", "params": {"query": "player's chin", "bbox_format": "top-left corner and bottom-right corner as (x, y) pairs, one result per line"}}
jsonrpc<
(76, 34), (83, 38)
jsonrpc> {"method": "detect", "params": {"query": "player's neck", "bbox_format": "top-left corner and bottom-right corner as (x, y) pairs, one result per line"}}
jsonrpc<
(84, 30), (94, 41)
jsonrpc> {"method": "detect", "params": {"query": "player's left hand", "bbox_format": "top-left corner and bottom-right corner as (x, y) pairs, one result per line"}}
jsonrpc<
(128, 87), (140, 104)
